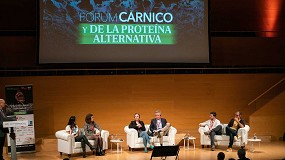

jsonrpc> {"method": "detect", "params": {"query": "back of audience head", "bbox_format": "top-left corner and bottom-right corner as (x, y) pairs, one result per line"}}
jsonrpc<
(238, 148), (246, 159)
(217, 152), (225, 160)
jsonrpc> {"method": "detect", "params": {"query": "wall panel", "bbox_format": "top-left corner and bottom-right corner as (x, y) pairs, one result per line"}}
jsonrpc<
(1, 74), (284, 140)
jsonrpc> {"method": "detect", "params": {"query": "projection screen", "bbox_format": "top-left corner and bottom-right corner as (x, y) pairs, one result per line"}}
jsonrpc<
(39, 0), (209, 63)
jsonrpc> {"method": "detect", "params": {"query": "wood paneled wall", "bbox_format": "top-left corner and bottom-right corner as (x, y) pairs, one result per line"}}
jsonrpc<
(0, 74), (284, 140)
(250, 90), (285, 141)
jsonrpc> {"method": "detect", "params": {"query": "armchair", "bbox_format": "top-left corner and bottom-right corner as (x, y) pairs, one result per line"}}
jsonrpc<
(55, 129), (109, 158)
(198, 124), (250, 148)
(124, 124), (177, 151)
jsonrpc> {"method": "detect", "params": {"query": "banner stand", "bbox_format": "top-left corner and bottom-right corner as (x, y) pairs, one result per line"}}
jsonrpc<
(5, 85), (35, 154)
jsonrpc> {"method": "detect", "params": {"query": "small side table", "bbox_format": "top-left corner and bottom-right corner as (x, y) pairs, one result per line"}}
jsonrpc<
(182, 136), (196, 150)
(247, 138), (261, 152)
(110, 139), (124, 153)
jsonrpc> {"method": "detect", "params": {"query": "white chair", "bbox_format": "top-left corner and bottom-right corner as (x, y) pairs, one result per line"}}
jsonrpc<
(124, 124), (177, 151)
(55, 129), (109, 158)
(198, 124), (250, 148)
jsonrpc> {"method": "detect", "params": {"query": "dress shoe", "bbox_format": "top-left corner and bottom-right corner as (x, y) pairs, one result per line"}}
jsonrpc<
(90, 146), (96, 151)
(211, 145), (215, 151)
(226, 148), (232, 152)
(96, 151), (101, 156)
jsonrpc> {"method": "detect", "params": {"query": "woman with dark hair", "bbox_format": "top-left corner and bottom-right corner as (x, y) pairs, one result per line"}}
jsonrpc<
(129, 113), (154, 152)
(83, 113), (105, 156)
(65, 116), (95, 158)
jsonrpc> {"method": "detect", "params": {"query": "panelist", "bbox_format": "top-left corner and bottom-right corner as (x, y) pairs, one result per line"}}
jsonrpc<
(199, 112), (222, 151)
(129, 113), (154, 153)
(83, 113), (105, 156)
(226, 111), (246, 152)
(149, 110), (171, 146)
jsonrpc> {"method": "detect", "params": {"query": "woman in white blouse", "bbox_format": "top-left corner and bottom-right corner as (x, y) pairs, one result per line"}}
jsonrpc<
(66, 116), (95, 158)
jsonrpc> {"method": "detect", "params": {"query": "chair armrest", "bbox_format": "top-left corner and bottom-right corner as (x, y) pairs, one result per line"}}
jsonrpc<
(198, 126), (209, 134)
(168, 126), (177, 135)
(168, 126), (177, 145)
(124, 126), (138, 137)
(101, 129), (109, 150)
(124, 126), (139, 147)
(55, 130), (73, 141)
(238, 125), (250, 135)
(238, 125), (250, 145)
(101, 130), (109, 139)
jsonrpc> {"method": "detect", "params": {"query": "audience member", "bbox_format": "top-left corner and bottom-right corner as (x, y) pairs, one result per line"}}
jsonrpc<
(237, 148), (250, 160)
(217, 152), (225, 160)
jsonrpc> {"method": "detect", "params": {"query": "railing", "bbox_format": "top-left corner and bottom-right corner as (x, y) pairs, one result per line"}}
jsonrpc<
(248, 78), (285, 106)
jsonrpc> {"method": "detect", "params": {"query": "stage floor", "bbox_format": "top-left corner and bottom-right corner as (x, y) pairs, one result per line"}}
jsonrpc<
(3, 139), (285, 160)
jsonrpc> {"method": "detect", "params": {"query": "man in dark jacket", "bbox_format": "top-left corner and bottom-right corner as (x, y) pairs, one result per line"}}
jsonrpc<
(0, 99), (14, 160)
(226, 111), (246, 152)
(149, 110), (171, 146)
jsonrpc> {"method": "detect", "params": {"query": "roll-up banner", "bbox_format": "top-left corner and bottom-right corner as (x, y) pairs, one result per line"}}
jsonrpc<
(5, 85), (35, 153)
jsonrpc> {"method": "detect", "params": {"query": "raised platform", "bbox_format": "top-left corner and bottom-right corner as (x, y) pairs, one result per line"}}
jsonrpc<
(4, 138), (285, 160)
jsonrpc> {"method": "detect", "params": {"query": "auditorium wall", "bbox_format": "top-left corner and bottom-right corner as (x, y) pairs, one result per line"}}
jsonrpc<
(250, 90), (285, 141)
(0, 74), (284, 141)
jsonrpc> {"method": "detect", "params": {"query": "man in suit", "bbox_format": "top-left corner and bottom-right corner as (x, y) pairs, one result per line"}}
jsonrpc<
(0, 99), (14, 160)
(149, 110), (171, 146)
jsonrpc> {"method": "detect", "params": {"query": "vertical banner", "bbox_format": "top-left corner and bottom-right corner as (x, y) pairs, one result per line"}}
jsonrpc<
(5, 85), (35, 153)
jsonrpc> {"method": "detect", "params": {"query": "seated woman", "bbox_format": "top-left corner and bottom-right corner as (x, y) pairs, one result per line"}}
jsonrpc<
(83, 113), (105, 156)
(129, 113), (154, 153)
(65, 116), (95, 158)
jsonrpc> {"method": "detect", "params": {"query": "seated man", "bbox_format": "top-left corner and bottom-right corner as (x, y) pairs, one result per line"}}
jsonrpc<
(149, 110), (171, 146)
(199, 112), (222, 151)
(226, 111), (246, 152)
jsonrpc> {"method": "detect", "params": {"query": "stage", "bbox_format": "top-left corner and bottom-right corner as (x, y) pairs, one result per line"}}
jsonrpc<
(3, 139), (285, 160)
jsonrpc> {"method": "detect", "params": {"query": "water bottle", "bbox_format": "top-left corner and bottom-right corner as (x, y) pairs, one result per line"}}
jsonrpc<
(253, 133), (257, 139)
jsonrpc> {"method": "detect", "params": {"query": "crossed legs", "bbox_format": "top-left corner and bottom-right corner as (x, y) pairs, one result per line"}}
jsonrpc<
(209, 125), (222, 150)
(156, 123), (171, 146)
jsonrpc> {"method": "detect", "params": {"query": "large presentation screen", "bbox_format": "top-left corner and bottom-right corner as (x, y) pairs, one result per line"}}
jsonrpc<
(39, 0), (209, 63)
